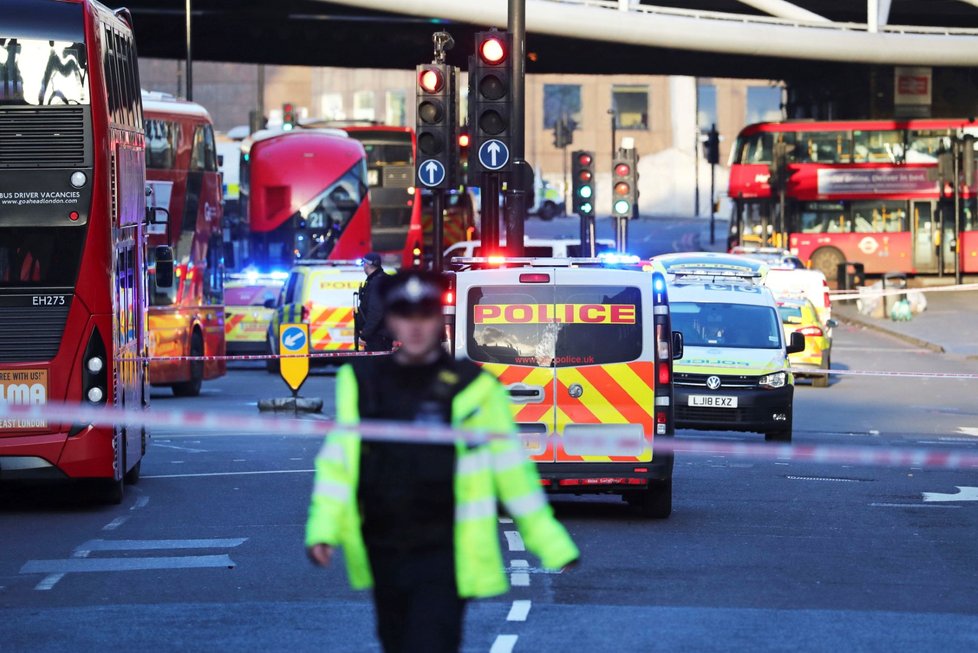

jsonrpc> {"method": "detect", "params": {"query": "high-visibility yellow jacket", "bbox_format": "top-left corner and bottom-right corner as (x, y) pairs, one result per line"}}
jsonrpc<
(305, 363), (579, 599)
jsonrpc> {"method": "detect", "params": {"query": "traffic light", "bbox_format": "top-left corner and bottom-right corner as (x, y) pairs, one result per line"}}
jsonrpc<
(612, 151), (639, 219)
(469, 30), (513, 174)
(571, 150), (595, 217)
(552, 117), (574, 149)
(704, 124), (720, 165)
(282, 103), (297, 130)
(415, 63), (457, 190)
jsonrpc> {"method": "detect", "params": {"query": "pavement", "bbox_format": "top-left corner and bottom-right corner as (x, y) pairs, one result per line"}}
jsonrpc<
(833, 288), (978, 358)
(3, 325), (978, 651)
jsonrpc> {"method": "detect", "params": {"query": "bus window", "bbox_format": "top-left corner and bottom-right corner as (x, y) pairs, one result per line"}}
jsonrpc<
(299, 162), (368, 260)
(191, 124), (218, 172)
(852, 201), (908, 233)
(0, 39), (88, 106)
(795, 131), (850, 163)
(853, 130), (903, 163)
(906, 130), (950, 162)
(145, 119), (179, 169)
(0, 228), (84, 286)
(799, 202), (846, 234)
(737, 132), (774, 164)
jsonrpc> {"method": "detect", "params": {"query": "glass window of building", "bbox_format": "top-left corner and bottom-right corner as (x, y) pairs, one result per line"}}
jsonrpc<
(697, 83), (717, 131)
(613, 85), (649, 130)
(353, 91), (375, 121)
(385, 90), (406, 126)
(746, 86), (782, 124)
(543, 84), (582, 129)
(321, 93), (345, 121)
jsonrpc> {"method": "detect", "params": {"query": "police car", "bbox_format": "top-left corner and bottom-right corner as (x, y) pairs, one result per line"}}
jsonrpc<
(655, 253), (805, 443)
(266, 260), (363, 372)
(224, 270), (287, 355)
(449, 255), (682, 517)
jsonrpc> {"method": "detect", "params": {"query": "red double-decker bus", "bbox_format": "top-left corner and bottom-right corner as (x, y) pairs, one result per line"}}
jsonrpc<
(238, 129), (372, 270)
(340, 125), (424, 269)
(0, 0), (152, 501)
(143, 92), (226, 396)
(728, 119), (978, 279)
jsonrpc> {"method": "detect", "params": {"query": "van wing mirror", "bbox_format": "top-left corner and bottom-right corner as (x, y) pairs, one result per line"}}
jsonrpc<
(146, 206), (170, 236)
(825, 318), (839, 329)
(263, 298), (277, 309)
(787, 331), (806, 355)
(672, 331), (684, 360)
(154, 245), (175, 289)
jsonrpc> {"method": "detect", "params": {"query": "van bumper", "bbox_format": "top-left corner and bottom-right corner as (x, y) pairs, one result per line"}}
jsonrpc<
(535, 454), (674, 494)
(674, 385), (793, 433)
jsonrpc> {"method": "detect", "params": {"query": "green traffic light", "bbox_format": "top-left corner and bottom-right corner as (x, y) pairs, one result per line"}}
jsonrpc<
(579, 186), (593, 199)
(580, 202), (592, 214)
(614, 199), (630, 215)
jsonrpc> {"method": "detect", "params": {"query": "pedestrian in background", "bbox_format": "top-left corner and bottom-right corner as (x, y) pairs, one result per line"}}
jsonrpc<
(356, 252), (392, 352)
(306, 270), (579, 653)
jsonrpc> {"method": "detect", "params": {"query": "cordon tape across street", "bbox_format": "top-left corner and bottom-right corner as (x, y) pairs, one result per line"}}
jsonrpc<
(1, 402), (977, 471)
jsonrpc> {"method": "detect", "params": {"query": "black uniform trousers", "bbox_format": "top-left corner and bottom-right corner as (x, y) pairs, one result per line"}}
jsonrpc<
(368, 545), (467, 653)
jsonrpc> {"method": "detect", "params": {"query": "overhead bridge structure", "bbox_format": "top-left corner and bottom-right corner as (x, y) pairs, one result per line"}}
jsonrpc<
(323, 0), (978, 67)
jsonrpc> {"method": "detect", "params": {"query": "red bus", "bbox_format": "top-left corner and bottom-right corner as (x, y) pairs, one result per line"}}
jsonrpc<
(728, 119), (978, 280)
(238, 129), (372, 270)
(143, 92), (226, 396)
(0, 0), (153, 501)
(340, 126), (424, 268)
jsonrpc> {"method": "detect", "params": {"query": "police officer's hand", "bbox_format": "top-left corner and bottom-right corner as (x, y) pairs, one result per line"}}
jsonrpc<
(306, 543), (334, 567)
(560, 558), (580, 573)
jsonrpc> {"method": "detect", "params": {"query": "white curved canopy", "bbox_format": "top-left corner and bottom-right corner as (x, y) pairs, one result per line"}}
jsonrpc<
(321, 0), (978, 66)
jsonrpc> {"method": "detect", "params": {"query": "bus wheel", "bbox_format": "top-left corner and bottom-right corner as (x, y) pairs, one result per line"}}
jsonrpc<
(172, 331), (204, 397)
(810, 247), (845, 282)
(628, 477), (672, 519)
(88, 477), (124, 505)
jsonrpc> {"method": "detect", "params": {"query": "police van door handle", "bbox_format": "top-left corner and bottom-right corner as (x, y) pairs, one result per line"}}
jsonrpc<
(507, 384), (544, 404)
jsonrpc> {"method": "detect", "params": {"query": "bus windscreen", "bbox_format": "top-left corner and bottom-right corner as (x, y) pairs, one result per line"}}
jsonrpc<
(0, 38), (88, 106)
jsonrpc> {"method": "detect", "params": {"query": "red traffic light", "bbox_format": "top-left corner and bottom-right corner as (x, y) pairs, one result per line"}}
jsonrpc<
(458, 133), (471, 148)
(614, 182), (630, 196)
(579, 170), (592, 182)
(615, 163), (631, 177)
(419, 68), (444, 93)
(577, 153), (592, 166)
(479, 36), (507, 64)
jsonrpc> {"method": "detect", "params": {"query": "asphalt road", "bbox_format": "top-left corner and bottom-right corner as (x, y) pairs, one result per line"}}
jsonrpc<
(2, 324), (978, 652)
(525, 214), (729, 257)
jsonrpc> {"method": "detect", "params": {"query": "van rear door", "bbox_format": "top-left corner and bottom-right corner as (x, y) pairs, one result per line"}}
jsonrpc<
(551, 269), (654, 464)
(458, 268), (557, 463)
(307, 267), (361, 351)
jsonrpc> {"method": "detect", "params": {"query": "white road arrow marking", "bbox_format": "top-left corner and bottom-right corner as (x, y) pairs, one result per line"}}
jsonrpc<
(284, 332), (302, 348)
(957, 427), (978, 437)
(487, 141), (501, 167)
(424, 160), (439, 184)
(922, 486), (978, 502)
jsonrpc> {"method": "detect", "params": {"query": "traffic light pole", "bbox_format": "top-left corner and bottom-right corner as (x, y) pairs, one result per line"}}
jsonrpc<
(954, 138), (962, 284)
(432, 191), (446, 272)
(482, 173), (501, 252)
(505, 0), (527, 257)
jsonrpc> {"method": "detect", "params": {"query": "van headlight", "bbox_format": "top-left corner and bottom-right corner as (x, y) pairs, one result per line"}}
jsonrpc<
(759, 372), (786, 389)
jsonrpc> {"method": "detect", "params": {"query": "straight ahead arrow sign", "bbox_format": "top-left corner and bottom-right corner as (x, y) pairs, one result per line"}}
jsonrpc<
(424, 160), (439, 185)
(487, 141), (501, 167)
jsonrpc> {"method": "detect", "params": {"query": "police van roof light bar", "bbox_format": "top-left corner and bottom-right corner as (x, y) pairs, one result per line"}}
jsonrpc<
(293, 259), (365, 267)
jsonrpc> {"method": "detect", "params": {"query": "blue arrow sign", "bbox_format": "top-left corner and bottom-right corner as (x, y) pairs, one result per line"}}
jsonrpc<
(478, 139), (509, 171)
(418, 159), (447, 187)
(281, 326), (307, 352)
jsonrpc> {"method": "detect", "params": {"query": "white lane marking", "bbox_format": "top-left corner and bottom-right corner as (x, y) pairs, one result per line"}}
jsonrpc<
(498, 517), (513, 524)
(786, 476), (862, 483)
(170, 461), (185, 464)
(922, 486), (978, 503)
(21, 555), (236, 574)
(34, 574), (64, 591)
(73, 550), (90, 558)
(143, 469), (314, 479)
(871, 503), (962, 509)
(78, 538), (247, 552)
(490, 634), (518, 653)
(510, 559), (530, 587)
(233, 459), (247, 462)
(102, 516), (129, 531)
(152, 443), (207, 454)
(131, 495), (150, 511)
(504, 531), (525, 552)
(957, 427), (978, 437)
(506, 600), (531, 622)
(289, 457), (303, 461)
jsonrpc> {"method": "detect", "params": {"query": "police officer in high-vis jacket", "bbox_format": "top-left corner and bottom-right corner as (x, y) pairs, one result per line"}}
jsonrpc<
(306, 270), (579, 653)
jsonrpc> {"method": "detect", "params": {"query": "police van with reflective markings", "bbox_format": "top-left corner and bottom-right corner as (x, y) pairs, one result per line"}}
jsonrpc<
(448, 255), (683, 518)
(654, 253), (805, 443)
